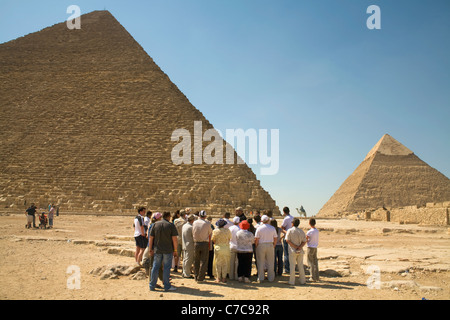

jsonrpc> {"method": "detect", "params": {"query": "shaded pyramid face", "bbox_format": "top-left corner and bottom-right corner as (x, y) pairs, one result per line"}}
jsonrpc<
(317, 134), (450, 217)
(0, 11), (278, 214)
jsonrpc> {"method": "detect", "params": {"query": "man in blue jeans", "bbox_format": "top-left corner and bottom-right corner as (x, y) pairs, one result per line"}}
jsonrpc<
(148, 211), (178, 292)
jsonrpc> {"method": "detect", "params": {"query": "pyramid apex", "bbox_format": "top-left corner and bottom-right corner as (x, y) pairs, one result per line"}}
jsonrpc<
(364, 134), (414, 160)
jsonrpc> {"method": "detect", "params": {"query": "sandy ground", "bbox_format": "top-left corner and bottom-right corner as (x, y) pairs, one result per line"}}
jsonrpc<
(0, 213), (449, 300)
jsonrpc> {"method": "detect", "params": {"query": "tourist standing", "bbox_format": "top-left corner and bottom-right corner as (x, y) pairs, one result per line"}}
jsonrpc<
(271, 219), (283, 276)
(228, 216), (240, 280)
(182, 214), (196, 278)
(211, 219), (231, 283)
(281, 207), (294, 274)
(223, 212), (233, 229)
(255, 215), (278, 282)
(173, 209), (187, 273)
(144, 210), (152, 234)
(235, 207), (247, 222)
(285, 218), (307, 285)
(254, 214), (262, 229)
(25, 203), (37, 229)
(134, 207), (147, 265)
(192, 210), (212, 282)
(48, 205), (56, 228)
(207, 216), (215, 280)
(236, 220), (255, 283)
(306, 218), (320, 282)
(148, 211), (178, 292)
(146, 212), (163, 282)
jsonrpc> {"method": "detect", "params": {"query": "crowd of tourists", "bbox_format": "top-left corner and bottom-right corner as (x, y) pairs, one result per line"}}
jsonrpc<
(25, 203), (59, 229)
(133, 206), (319, 292)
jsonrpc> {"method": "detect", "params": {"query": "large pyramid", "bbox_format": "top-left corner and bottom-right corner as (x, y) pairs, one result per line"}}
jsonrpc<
(0, 11), (279, 215)
(317, 134), (450, 217)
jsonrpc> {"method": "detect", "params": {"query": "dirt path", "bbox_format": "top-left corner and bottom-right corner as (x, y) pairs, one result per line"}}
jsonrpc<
(0, 214), (448, 300)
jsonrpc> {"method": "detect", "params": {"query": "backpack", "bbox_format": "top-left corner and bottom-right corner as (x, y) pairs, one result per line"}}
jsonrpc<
(133, 215), (143, 228)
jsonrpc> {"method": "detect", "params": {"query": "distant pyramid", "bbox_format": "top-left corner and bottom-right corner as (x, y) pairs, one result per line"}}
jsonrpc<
(317, 134), (450, 217)
(0, 11), (279, 214)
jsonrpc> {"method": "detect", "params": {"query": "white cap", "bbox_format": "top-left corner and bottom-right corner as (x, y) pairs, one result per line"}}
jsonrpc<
(233, 216), (240, 224)
(261, 215), (269, 222)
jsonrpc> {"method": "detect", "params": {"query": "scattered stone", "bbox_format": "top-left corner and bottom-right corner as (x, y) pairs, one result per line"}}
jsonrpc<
(90, 264), (142, 280)
(130, 271), (147, 280)
(320, 269), (342, 277)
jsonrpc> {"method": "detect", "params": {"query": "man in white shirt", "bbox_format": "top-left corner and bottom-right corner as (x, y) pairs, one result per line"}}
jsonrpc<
(228, 216), (240, 280)
(134, 207), (147, 265)
(285, 218), (307, 285)
(255, 215), (278, 282)
(281, 206), (294, 274)
(192, 210), (212, 282)
(306, 218), (320, 282)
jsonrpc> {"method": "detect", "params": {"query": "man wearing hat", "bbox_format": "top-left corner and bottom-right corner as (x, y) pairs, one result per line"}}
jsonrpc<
(181, 214), (196, 278)
(192, 210), (212, 282)
(254, 215), (278, 282)
(235, 207), (247, 222)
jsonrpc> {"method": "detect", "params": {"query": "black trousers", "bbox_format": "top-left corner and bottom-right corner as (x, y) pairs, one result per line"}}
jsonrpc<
(194, 242), (209, 281)
(237, 252), (253, 278)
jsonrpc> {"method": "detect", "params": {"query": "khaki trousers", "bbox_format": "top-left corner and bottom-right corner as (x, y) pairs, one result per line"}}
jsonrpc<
(256, 243), (275, 282)
(288, 251), (306, 285)
(307, 247), (319, 281)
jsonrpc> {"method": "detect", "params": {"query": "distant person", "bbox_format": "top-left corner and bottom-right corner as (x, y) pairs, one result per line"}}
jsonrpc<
(306, 218), (320, 282)
(270, 219), (283, 276)
(48, 205), (56, 228)
(236, 220), (255, 283)
(39, 212), (48, 229)
(25, 203), (37, 229)
(134, 207), (147, 265)
(211, 218), (231, 283)
(281, 206), (294, 273)
(181, 214), (196, 278)
(255, 215), (277, 282)
(192, 210), (212, 282)
(148, 211), (178, 292)
(285, 218), (307, 285)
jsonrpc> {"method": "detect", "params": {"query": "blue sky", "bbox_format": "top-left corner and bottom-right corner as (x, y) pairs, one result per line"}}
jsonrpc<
(1, 0), (449, 216)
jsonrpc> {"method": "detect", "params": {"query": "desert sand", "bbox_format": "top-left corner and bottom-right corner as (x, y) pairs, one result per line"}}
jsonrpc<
(0, 213), (449, 300)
